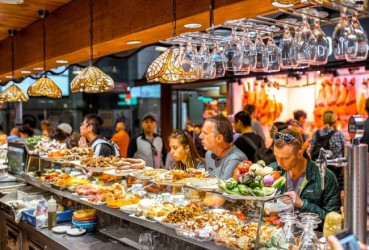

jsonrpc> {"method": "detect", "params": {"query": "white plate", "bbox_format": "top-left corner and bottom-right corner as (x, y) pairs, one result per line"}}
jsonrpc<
(104, 168), (139, 176)
(80, 197), (106, 205)
(70, 171), (82, 176)
(119, 204), (138, 214)
(153, 216), (177, 228)
(152, 180), (186, 187)
(52, 225), (72, 234)
(66, 228), (86, 236)
(129, 214), (156, 223)
(186, 183), (220, 192)
(85, 166), (115, 172)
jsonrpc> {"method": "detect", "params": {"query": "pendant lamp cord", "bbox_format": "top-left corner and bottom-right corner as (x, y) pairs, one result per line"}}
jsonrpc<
(172, 0), (176, 37)
(11, 32), (15, 80)
(89, 0), (94, 65)
(42, 17), (46, 76)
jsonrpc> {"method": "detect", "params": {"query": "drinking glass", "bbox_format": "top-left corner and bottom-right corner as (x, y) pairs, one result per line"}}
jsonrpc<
(198, 40), (215, 79)
(252, 31), (268, 72)
(234, 30), (255, 75)
(308, 19), (329, 65)
(212, 41), (226, 77)
(291, 27), (309, 69)
(332, 8), (351, 60)
(277, 213), (298, 249)
(139, 233), (154, 250)
(279, 25), (293, 69)
(266, 33), (281, 72)
(345, 11), (368, 61)
(180, 39), (195, 72)
(297, 218), (321, 250)
(222, 27), (242, 71)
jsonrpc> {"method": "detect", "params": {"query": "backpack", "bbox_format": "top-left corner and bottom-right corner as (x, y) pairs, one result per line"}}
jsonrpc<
(254, 147), (276, 165)
(310, 130), (336, 161)
(91, 138), (121, 157)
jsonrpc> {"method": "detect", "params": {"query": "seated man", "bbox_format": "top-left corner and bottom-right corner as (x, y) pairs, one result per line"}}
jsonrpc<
(270, 128), (341, 220)
(199, 115), (247, 180)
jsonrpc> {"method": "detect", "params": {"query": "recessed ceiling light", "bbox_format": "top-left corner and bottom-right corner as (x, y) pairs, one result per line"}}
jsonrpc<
(56, 60), (68, 64)
(5, 76), (14, 79)
(0, 0), (23, 4)
(155, 46), (168, 52)
(33, 67), (44, 71)
(72, 70), (82, 75)
(126, 40), (142, 45)
(21, 70), (32, 74)
(184, 23), (202, 28)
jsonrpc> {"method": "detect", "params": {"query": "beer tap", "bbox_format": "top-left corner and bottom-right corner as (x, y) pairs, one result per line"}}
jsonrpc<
(315, 148), (333, 190)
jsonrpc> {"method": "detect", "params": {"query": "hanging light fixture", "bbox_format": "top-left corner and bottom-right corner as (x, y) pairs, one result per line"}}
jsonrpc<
(70, 0), (114, 93)
(27, 10), (62, 98)
(0, 30), (29, 103)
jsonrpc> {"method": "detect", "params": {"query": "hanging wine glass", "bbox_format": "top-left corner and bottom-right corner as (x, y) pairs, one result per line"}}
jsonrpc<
(308, 19), (328, 65)
(252, 31), (268, 72)
(234, 30), (255, 75)
(222, 27), (242, 71)
(198, 40), (215, 79)
(181, 39), (197, 74)
(291, 27), (310, 69)
(266, 32), (281, 72)
(332, 8), (351, 60)
(279, 25), (293, 69)
(345, 11), (368, 61)
(212, 41), (226, 78)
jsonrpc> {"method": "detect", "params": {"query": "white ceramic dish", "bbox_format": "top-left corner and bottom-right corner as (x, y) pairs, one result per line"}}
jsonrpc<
(66, 228), (86, 236)
(52, 225), (72, 234)
(119, 204), (138, 214)
(153, 216), (177, 229)
(79, 197), (106, 205)
(104, 168), (138, 176)
(129, 214), (156, 223)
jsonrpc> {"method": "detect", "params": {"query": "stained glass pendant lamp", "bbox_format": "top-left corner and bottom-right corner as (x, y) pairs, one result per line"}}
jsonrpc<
(70, 0), (114, 93)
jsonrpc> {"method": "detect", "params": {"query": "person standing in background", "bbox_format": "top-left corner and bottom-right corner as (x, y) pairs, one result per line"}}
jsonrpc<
(233, 111), (264, 162)
(127, 113), (166, 168)
(243, 104), (265, 142)
(111, 120), (130, 158)
(288, 110), (308, 141)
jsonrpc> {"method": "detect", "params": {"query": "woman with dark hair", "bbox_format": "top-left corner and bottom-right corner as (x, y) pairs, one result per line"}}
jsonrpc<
(49, 128), (67, 143)
(169, 129), (205, 170)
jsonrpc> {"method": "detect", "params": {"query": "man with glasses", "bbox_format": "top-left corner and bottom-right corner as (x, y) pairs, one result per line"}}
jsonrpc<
(199, 115), (247, 180)
(127, 113), (166, 168)
(270, 128), (341, 221)
(79, 114), (117, 157)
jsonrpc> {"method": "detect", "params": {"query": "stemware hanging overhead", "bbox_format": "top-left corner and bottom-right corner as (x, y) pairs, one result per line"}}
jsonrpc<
(222, 27), (243, 71)
(332, 8), (351, 60)
(252, 31), (268, 72)
(28, 10), (62, 98)
(345, 11), (368, 61)
(279, 25), (293, 69)
(308, 19), (329, 65)
(0, 30), (29, 103)
(70, 0), (114, 93)
(234, 30), (256, 75)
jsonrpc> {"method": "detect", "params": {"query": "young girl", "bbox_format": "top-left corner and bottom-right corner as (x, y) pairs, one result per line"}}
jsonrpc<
(169, 129), (204, 170)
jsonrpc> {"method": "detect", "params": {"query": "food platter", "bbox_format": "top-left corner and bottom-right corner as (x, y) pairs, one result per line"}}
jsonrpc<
(185, 183), (220, 192)
(129, 213), (156, 223)
(151, 180), (186, 187)
(79, 197), (106, 205)
(153, 216), (178, 229)
(119, 204), (138, 214)
(104, 168), (138, 176)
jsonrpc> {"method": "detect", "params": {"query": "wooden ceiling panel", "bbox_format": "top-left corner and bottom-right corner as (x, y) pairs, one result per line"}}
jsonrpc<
(0, 0), (285, 85)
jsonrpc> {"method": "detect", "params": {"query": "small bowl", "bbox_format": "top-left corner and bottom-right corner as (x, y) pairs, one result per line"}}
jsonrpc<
(72, 220), (98, 232)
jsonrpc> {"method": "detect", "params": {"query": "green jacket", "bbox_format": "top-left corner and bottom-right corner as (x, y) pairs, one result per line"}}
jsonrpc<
(269, 159), (341, 221)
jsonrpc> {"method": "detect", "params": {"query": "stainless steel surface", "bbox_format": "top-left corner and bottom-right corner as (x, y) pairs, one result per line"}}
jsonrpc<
(23, 175), (224, 250)
(344, 143), (368, 244)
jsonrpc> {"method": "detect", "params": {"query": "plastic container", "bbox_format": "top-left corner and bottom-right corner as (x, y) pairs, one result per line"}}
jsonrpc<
(21, 208), (74, 228)
(72, 219), (98, 232)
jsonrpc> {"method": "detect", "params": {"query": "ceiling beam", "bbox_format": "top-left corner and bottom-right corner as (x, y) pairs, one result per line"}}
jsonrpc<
(0, 0), (279, 85)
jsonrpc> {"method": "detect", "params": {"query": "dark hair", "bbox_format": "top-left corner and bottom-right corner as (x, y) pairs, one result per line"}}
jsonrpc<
(293, 110), (307, 121)
(19, 124), (34, 137)
(23, 115), (37, 128)
(270, 122), (288, 138)
(234, 111), (252, 127)
(273, 128), (303, 153)
(50, 128), (67, 142)
(206, 115), (233, 143)
(169, 129), (205, 170)
(66, 132), (81, 149)
(365, 98), (369, 113)
(84, 114), (103, 135)
(243, 104), (256, 114)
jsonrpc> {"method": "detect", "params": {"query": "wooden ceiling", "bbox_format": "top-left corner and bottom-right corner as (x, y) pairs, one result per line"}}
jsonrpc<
(0, 0), (286, 85)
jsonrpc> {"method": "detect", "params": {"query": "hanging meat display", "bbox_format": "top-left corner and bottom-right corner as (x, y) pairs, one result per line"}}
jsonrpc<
(242, 79), (283, 126)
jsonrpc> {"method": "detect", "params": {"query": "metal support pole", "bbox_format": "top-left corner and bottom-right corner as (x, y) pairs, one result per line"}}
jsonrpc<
(14, 102), (22, 128)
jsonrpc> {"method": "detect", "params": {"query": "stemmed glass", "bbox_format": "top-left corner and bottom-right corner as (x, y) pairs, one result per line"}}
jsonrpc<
(252, 31), (268, 72)
(234, 29), (256, 75)
(198, 40), (215, 79)
(345, 11), (368, 61)
(279, 25), (293, 69)
(266, 32), (281, 72)
(222, 27), (242, 71)
(212, 41), (226, 77)
(297, 215), (321, 250)
(180, 39), (201, 80)
(308, 19), (329, 65)
(277, 212), (298, 249)
(332, 8), (351, 60)
(291, 27), (310, 69)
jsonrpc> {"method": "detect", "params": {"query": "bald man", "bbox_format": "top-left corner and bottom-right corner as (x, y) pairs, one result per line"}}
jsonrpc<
(111, 120), (130, 158)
